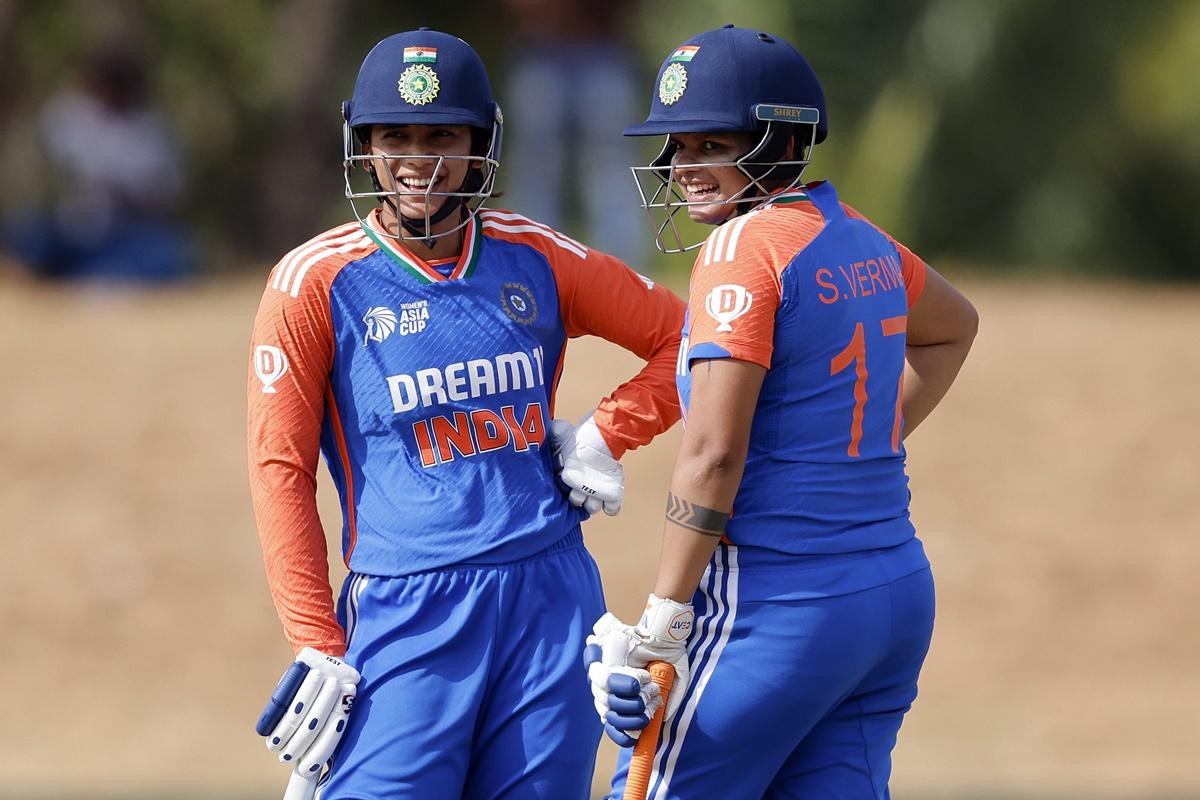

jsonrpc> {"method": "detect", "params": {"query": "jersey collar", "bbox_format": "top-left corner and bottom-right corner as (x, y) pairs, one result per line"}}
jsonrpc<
(359, 211), (483, 285)
(763, 185), (812, 206)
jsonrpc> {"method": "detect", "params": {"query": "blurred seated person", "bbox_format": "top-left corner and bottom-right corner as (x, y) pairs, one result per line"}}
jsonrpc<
(4, 47), (192, 284)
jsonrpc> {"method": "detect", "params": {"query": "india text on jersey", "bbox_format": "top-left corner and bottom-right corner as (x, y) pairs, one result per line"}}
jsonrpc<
(385, 345), (549, 469)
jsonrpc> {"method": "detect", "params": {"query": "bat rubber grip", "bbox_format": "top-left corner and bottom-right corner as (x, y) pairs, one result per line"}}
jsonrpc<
(282, 770), (318, 800)
(623, 661), (675, 800)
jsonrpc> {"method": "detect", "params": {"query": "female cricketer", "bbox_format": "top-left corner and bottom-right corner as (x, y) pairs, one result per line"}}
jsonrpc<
(246, 29), (684, 800)
(586, 25), (979, 800)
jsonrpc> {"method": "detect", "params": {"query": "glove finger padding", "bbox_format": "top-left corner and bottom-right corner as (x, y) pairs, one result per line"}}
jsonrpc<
(604, 721), (641, 748)
(265, 668), (325, 752)
(261, 648), (361, 763)
(586, 611), (678, 741)
(608, 666), (663, 720)
(567, 484), (607, 517)
(295, 681), (356, 776)
(279, 675), (341, 765)
(585, 615), (640, 725)
(597, 665), (664, 746)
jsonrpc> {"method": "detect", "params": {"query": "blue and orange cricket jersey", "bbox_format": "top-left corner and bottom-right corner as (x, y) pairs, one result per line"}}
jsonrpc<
(604, 180), (936, 800)
(677, 180), (928, 564)
(247, 209), (684, 655)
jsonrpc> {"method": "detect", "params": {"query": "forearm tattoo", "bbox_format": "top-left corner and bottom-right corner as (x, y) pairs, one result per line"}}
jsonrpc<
(665, 493), (730, 537)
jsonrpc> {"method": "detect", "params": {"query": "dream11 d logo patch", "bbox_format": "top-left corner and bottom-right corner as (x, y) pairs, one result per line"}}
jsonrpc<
(254, 345), (289, 393)
(704, 283), (753, 332)
(500, 282), (538, 325)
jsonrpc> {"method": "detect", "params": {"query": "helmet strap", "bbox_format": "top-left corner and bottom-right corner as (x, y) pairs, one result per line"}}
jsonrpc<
(365, 160), (468, 250)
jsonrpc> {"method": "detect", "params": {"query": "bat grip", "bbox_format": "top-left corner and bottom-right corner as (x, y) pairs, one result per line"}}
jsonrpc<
(622, 661), (676, 800)
(283, 770), (318, 800)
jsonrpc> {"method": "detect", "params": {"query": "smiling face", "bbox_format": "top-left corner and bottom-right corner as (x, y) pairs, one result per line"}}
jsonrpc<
(667, 131), (759, 225)
(365, 124), (474, 232)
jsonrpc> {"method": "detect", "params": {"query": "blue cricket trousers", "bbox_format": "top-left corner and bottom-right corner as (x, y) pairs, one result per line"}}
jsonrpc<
(607, 542), (936, 800)
(319, 528), (605, 799)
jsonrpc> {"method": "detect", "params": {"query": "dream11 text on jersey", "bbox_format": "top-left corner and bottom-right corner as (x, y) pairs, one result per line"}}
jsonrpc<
(386, 346), (549, 468)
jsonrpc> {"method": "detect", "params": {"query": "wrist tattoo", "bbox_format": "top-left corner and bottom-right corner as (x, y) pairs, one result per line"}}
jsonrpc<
(665, 493), (729, 537)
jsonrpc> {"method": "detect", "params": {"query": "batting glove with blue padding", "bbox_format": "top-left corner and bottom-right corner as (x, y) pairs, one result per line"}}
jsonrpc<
(550, 415), (624, 516)
(584, 595), (694, 746)
(256, 648), (360, 800)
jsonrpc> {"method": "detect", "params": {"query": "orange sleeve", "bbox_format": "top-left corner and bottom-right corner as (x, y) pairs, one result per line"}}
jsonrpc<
(686, 216), (786, 370)
(898, 240), (927, 308)
(551, 245), (685, 459)
(247, 261), (346, 656)
(841, 202), (928, 308)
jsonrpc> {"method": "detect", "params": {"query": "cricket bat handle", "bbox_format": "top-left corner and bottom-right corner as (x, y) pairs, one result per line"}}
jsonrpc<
(283, 770), (318, 800)
(623, 661), (676, 800)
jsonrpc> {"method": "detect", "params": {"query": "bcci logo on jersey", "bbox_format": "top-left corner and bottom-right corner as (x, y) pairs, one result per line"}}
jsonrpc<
(364, 301), (429, 345)
(705, 284), (753, 332)
(500, 282), (538, 325)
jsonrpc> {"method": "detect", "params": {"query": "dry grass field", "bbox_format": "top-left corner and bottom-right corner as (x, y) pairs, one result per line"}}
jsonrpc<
(1, 273), (1197, 799)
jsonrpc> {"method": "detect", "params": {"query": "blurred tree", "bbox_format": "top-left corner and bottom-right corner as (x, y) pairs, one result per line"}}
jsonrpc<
(1, 0), (1196, 278)
(0, 0), (13, 133)
(909, 0), (1199, 277)
(252, 0), (346, 254)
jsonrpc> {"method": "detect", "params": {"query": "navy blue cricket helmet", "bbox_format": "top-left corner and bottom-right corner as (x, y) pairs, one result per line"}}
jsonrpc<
(625, 24), (826, 143)
(342, 29), (503, 242)
(346, 29), (498, 130)
(625, 25), (826, 253)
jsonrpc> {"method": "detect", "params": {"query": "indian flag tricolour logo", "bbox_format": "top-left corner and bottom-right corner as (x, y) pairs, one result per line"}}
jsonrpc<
(404, 46), (437, 63)
(670, 45), (700, 62)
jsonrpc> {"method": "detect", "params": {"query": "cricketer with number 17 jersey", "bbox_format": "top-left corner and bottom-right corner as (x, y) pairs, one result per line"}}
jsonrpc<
(248, 208), (684, 654)
(679, 181), (930, 591)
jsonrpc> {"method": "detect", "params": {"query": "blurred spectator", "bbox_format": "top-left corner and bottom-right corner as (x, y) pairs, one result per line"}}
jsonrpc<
(3, 47), (193, 284)
(500, 0), (649, 268)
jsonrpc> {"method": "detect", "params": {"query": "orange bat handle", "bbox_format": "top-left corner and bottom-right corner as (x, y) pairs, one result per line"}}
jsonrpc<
(623, 661), (676, 800)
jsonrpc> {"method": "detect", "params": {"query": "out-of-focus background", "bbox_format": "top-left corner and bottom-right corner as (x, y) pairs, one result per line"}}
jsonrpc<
(1, 0), (1197, 798)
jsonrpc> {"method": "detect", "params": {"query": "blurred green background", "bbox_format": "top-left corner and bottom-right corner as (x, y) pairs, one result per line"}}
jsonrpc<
(3, 0), (1199, 280)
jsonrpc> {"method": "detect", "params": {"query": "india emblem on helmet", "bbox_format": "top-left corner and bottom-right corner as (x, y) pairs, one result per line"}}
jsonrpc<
(658, 63), (687, 106)
(398, 64), (440, 105)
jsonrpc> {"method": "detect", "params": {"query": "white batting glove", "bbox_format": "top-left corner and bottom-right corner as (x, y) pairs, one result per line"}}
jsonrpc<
(255, 648), (360, 796)
(583, 595), (693, 747)
(549, 415), (624, 516)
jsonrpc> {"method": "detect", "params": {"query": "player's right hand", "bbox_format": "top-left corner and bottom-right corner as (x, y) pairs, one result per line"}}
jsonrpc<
(256, 648), (360, 790)
(583, 596), (693, 747)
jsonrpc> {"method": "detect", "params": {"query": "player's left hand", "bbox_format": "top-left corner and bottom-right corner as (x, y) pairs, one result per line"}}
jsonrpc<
(256, 648), (360, 797)
(549, 415), (624, 516)
(583, 595), (694, 747)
